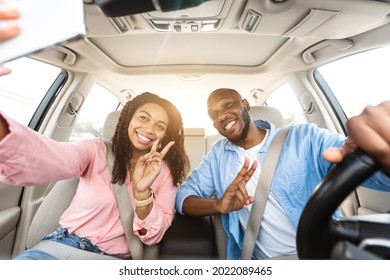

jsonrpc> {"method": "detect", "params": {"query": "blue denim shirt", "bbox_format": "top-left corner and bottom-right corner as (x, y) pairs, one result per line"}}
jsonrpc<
(176, 120), (390, 259)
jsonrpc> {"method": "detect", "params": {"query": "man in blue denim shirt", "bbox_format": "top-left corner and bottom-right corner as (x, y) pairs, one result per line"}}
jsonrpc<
(175, 88), (390, 260)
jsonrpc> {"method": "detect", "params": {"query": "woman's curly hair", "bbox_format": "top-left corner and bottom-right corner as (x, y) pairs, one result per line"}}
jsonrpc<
(111, 92), (190, 186)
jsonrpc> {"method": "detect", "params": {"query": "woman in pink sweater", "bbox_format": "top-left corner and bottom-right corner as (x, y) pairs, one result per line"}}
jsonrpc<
(0, 92), (190, 259)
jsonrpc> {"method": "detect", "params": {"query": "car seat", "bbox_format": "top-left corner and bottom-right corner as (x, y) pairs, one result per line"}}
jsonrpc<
(249, 105), (284, 128)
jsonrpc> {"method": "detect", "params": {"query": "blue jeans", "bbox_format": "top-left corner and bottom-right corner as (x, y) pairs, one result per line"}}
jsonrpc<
(14, 225), (108, 260)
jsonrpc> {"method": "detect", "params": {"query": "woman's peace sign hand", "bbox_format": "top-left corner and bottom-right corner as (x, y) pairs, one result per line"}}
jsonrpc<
(132, 140), (175, 197)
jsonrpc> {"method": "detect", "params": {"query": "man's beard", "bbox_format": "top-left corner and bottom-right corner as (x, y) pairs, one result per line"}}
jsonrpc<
(229, 110), (251, 145)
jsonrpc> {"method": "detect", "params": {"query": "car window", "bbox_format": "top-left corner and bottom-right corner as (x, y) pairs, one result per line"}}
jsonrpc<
(316, 46), (390, 119)
(70, 84), (119, 141)
(0, 57), (61, 125)
(265, 83), (308, 126)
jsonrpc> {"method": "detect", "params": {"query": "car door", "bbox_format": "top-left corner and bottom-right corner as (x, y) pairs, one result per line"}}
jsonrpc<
(314, 45), (390, 216)
(0, 57), (63, 259)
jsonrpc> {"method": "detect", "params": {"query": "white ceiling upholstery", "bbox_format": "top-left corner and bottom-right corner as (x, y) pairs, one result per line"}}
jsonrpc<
(82, 0), (390, 68)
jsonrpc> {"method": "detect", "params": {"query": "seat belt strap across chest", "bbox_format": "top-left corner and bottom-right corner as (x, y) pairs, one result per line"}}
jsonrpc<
(241, 126), (291, 260)
(104, 140), (144, 260)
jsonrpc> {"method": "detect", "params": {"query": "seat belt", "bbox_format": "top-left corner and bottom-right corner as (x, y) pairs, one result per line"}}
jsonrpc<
(241, 126), (291, 260)
(104, 140), (145, 260)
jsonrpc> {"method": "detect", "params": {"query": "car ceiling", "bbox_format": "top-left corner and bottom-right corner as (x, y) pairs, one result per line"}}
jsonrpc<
(33, 0), (390, 105)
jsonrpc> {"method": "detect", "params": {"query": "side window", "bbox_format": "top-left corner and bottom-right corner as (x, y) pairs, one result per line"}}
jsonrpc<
(70, 84), (119, 141)
(265, 83), (307, 126)
(0, 57), (61, 125)
(316, 46), (390, 119)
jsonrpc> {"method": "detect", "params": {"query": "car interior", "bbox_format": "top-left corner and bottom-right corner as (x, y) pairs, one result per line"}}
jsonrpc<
(1, 0), (390, 260)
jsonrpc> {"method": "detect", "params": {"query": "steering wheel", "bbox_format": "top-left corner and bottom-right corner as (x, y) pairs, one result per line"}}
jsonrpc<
(296, 148), (390, 259)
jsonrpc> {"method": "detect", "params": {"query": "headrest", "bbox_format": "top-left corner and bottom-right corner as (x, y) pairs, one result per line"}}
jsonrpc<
(103, 110), (121, 139)
(183, 127), (205, 136)
(249, 106), (284, 128)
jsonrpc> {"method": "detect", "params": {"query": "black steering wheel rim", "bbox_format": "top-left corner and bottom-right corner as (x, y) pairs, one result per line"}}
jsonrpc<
(296, 148), (382, 259)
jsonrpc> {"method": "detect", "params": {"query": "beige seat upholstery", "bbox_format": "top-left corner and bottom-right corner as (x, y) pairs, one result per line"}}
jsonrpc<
(26, 178), (79, 250)
(102, 110), (121, 140)
(249, 105), (284, 128)
(356, 187), (390, 215)
(183, 128), (206, 173)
